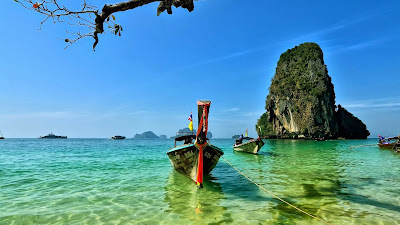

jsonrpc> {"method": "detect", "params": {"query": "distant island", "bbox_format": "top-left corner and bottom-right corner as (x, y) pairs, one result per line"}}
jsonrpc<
(232, 135), (240, 139)
(133, 131), (167, 139)
(170, 128), (212, 139)
(256, 42), (370, 139)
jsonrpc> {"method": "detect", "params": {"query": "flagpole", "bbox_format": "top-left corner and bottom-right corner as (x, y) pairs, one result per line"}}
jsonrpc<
(191, 109), (193, 135)
(188, 111), (194, 134)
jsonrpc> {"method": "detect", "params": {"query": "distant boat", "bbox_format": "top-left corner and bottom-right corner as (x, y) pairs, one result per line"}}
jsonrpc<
(111, 135), (126, 140)
(39, 133), (67, 139)
(166, 100), (224, 189)
(0, 130), (4, 139)
(378, 136), (399, 149)
(233, 136), (264, 154)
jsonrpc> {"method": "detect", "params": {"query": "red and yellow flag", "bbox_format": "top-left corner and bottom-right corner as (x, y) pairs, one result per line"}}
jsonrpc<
(188, 112), (193, 131)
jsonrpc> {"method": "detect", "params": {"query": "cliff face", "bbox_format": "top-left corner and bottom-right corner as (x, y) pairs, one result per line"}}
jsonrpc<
(257, 42), (369, 139)
(336, 105), (370, 139)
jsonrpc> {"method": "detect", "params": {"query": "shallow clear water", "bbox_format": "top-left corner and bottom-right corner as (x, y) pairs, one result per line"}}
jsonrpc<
(0, 138), (399, 224)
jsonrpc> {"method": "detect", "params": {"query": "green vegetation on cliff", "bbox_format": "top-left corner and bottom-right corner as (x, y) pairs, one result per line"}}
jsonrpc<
(269, 42), (332, 99)
(257, 42), (369, 139)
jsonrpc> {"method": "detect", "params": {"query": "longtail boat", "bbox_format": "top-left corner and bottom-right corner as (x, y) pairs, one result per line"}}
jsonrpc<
(378, 136), (399, 149)
(233, 137), (264, 154)
(166, 100), (224, 188)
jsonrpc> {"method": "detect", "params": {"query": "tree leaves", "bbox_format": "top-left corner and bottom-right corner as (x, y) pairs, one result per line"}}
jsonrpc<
(106, 15), (122, 36)
(114, 24), (119, 35)
(113, 24), (123, 36)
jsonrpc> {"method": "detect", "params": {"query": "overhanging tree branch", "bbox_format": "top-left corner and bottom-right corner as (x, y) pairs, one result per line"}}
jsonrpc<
(16, 0), (197, 51)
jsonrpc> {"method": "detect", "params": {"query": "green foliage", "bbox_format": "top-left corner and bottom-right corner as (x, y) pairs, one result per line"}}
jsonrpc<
(256, 112), (275, 137)
(279, 42), (323, 63)
(270, 42), (329, 98)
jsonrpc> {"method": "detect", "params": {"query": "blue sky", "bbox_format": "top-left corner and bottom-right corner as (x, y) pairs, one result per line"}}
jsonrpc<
(0, 0), (399, 138)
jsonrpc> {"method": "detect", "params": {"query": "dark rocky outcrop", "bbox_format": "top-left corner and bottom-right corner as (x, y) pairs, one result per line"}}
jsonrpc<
(134, 131), (159, 139)
(257, 42), (369, 139)
(336, 105), (370, 139)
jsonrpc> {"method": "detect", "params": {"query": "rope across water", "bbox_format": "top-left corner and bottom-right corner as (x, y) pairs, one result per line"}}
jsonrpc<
(349, 144), (377, 149)
(221, 156), (331, 225)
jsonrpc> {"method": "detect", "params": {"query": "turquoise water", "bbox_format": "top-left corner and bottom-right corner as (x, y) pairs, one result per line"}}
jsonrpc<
(1, 139), (400, 224)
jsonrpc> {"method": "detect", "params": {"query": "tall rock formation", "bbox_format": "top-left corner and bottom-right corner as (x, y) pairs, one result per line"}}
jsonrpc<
(257, 42), (369, 139)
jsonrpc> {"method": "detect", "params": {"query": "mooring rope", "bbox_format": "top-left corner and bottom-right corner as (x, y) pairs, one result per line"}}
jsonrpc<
(349, 144), (376, 149)
(221, 156), (331, 225)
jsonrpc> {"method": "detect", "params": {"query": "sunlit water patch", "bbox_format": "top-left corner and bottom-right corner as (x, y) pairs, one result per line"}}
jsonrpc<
(0, 138), (399, 224)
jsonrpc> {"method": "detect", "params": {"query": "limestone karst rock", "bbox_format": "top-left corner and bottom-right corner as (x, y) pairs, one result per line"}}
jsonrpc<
(257, 43), (369, 139)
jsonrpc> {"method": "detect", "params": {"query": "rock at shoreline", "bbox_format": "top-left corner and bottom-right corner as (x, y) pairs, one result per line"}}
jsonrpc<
(257, 42), (369, 139)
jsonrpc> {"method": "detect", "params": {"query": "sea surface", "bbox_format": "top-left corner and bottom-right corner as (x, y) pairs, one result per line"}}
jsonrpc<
(0, 138), (400, 225)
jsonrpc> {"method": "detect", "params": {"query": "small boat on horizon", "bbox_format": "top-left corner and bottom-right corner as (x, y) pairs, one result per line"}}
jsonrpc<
(0, 130), (4, 139)
(166, 100), (224, 189)
(39, 132), (67, 139)
(111, 135), (126, 140)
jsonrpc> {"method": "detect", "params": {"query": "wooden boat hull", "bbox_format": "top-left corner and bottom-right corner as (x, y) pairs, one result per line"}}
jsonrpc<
(378, 143), (395, 149)
(166, 143), (224, 183)
(0, 137), (4, 139)
(233, 139), (264, 154)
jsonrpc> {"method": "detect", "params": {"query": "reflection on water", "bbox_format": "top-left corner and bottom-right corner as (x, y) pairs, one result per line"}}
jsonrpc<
(164, 170), (230, 224)
(333, 140), (400, 224)
(262, 140), (342, 224)
(233, 151), (271, 165)
(213, 139), (400, 224)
